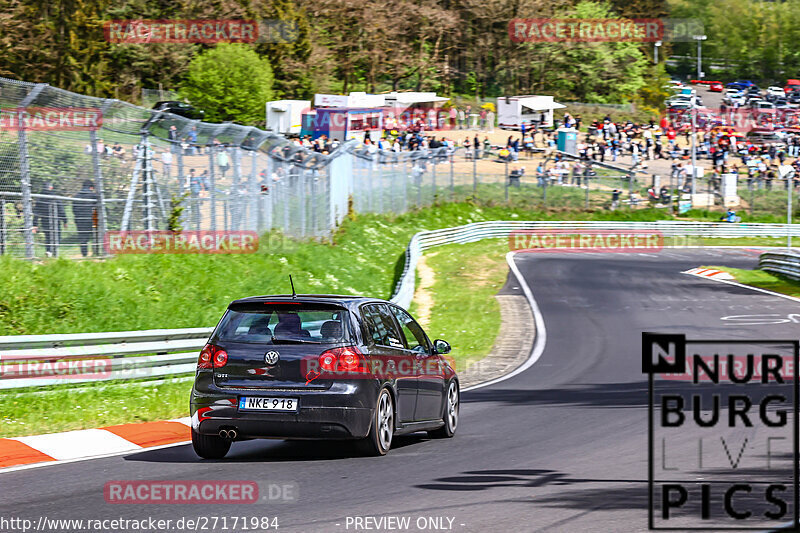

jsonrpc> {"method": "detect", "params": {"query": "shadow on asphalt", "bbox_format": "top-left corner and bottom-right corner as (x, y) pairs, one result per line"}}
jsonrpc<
(123, 434), (430, 464)
(463, 381), (795, 409)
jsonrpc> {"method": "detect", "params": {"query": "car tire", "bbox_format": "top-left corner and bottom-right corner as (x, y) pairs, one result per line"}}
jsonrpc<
(428, 380), (459, 439)
(358, 388), (394, 456)
(192, 428), (231, 459)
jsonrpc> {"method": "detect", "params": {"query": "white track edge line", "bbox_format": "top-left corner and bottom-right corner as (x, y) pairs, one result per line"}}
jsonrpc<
(683, 271), (800, 304)
(462, 251), (547, 392)
(0, 439), (191, 475)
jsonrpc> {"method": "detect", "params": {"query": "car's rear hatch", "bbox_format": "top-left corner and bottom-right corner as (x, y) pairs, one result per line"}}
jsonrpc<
(209, 302), (357, 390)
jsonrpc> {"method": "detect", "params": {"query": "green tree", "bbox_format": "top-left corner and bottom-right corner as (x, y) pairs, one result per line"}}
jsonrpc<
(179, 43), (274, 124)
(522, 1), (648, 103)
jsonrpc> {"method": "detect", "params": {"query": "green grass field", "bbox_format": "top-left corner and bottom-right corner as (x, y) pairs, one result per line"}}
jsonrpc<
(704, 265), (800, 298)
(1, 201), (796, 437)
(0, 237), (511, 437)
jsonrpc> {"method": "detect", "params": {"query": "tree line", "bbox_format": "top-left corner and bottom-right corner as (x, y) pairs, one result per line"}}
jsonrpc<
(0, 0), (676, 124)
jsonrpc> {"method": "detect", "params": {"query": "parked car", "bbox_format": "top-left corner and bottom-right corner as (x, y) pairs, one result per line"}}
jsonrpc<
(766, 86), (785, 99)
(746, 129), (785, 145)
(152, 101), (205, 120)
(785, 79), (800, 93)
(710, 82), (724, 92)
(190, 294), (460, 459)
(728, 80), (756, 91)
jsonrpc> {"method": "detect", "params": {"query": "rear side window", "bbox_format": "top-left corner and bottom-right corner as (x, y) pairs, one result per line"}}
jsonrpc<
(214, 303), (351, 344)
(361, 304), (404, 348)
(390, 306), (430, 353)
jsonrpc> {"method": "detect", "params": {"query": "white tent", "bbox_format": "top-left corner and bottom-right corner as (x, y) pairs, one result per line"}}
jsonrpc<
(497, 95), (566, 129)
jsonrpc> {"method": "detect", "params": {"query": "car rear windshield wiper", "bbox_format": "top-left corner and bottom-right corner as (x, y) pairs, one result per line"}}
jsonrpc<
(270, 335), (322, 344)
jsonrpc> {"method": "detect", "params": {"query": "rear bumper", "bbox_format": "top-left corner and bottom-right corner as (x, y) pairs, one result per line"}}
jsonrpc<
(190, 377), (378, 440)
(194, 407), (373, 439)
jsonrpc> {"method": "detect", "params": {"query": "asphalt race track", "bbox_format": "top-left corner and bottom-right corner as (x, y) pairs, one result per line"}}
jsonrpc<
(2, 248), (799, 532)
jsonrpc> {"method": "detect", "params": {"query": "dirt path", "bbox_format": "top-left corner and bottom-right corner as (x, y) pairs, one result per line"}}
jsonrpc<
(412, 253), (436, 328)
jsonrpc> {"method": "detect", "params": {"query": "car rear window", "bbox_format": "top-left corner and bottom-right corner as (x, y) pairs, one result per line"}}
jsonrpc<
(213, 303), (353, 344)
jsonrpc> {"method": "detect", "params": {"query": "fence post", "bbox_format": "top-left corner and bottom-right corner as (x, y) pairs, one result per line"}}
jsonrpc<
(299, 169), (306, 238)
(89, 102), (110, 254)
(310, 169), (317, 237)
(250, 150), (258, 232)
(584, 166), (590, 209)
(207, 146), (217, 231)
(231, 148), (241, 230)
(142, 133), (157, 232)
(472, 149), (477, 195)
(627, 170), (634, 208)
(450, 151), (455, 201)
(403, 157), (408, 213)
(377, 163), (384, 214)
(504, 161), (509, 203)
(432, 155), (437, 203)
(0, 199), (5, 255)
(367, 162), (373, 212)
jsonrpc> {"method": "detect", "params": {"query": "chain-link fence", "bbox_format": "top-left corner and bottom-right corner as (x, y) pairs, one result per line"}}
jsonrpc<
(1, 76), (684, 260)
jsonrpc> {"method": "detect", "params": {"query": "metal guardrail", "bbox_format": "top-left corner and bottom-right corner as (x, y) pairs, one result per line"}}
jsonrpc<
(389, 220), (800, 309)
(0, 327), (213, 389)
(759, 250), (800, 280)
(3, 220), (798, 389)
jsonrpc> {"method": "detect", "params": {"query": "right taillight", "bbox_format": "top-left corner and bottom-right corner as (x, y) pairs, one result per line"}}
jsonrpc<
(198, 344), (227, 369)
(318, 346), (367, 374)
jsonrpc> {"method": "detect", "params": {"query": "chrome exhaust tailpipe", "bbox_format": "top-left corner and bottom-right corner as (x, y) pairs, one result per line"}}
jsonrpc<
(228, 429), (238, 440)
(219, 429), (229, 438)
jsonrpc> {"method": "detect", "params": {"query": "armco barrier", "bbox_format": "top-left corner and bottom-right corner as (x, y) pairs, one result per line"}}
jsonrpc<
(0, 327), (213, 389)
(759, 249), (800, 280)
(389, 220), (800, 309)
(2, 220), (797, 389)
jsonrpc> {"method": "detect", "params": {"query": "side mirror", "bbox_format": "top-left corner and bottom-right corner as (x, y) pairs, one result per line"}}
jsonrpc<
(433, 339), (451, 354)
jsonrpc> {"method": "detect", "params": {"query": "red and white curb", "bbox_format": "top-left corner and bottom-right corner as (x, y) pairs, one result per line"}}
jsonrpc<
(0, 417), (190, 471)
(682, 267), (735, 280)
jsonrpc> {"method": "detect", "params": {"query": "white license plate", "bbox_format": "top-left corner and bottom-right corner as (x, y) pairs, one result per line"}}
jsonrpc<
(238, 397), (299, 412)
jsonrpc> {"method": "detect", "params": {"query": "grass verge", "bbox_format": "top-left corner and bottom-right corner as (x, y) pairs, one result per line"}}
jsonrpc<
(0, 237), (511, 437)
(703, 265), (800, 299)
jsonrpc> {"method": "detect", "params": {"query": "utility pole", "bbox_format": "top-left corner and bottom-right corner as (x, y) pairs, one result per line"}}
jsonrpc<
(694, 35), (707, 80)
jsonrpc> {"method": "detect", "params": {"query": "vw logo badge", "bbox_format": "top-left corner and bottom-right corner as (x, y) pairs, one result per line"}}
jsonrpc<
(265, 351), (280, 365)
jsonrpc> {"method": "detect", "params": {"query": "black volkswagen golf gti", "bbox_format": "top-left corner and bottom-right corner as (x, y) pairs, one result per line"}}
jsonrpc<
(190, 294), (459, 458)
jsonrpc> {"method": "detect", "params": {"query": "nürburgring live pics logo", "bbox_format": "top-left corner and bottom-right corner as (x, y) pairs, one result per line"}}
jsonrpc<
(643, 332), (799, 529)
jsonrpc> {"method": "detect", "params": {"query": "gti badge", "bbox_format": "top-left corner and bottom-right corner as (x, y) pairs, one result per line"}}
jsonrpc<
(265, 350), (280, 365)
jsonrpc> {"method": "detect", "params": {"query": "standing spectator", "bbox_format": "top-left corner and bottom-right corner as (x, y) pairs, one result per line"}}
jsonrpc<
(33, 182), (66, 257)
(449, 106), (457, 129)
(486, 109), (495, 132)
(457, 107), (465, 129)
(479, 108), (487, 130)
(473, 134), (480, 159)
(168, 125), (180, 153)
(72, 180), (97, 258)
(465, 105), (472, 129)
(611, 189), (621, 209)
(188, 127), (198, 154)
(217, 148), (230, 178)
(161, 150), (173, 179)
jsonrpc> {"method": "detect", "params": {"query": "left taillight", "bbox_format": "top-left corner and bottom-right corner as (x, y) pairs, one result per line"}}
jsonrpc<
(198, 344), (227, 369)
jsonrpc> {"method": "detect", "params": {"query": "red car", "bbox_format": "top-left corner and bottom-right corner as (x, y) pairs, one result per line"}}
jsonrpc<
(710, 82), (724, 92)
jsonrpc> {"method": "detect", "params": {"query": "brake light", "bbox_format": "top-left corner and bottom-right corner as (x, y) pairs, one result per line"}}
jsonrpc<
(318, 346), (368, 373)
(198, 344), (228, 369)
(214, 349), (228, 367)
